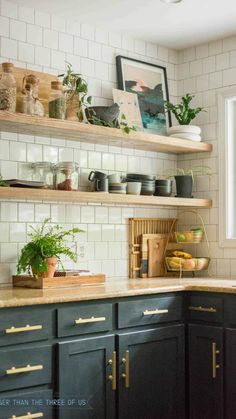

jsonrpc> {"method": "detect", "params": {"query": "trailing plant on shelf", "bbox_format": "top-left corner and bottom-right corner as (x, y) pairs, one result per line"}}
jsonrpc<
(17, 218), (84, 279)
(0, 174), (9, 187)
(86, 109), (136, 134)
(164, 166), (211, 198)
(58, 62), (92, 121)
(164, 94), (206, 142)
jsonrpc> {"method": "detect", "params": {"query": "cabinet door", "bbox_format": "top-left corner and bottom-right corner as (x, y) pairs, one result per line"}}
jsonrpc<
(58, 335), (115, 419)
(225, 328), (236, 419)
(118, 324), (185, 419)
(188, 324), (223, 419)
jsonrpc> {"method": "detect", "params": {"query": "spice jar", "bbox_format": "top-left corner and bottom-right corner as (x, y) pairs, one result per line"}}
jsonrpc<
(31, 162), (54, 189)
(49, 81), (66, 120)
(22, 74), (44, 117)
(0, 62), (17, 111)
(22, 83), (35, 115)
(55, 162), (79, 191)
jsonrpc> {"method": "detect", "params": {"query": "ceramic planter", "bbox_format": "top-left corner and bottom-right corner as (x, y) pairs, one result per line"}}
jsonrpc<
(175, 175), (193, 198)
(44, 257), (58, 278)
(168, 125), (201, 142)
(66, 92), (83, 121)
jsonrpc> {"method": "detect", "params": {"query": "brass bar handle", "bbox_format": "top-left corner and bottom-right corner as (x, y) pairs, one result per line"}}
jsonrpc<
(143, 309), (168, 316)
(75, 316), (106, 325)
(188, 306), (216, 313)
(5, 325), (43, 334)
(10, 413), (43, 419)
(122, 350), (130, 388)
(212, 342), (220, 379)
(108, 351), (117, 391)
(6, 364), (43, 375)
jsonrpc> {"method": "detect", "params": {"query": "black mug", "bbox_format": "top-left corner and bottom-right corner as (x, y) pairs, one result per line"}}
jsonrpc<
(95, 178), (109, 192)
(88, 171), (107, 182)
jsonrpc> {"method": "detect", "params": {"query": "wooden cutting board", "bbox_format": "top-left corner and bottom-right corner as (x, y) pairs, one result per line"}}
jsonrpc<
(141, 234), (167, 278)
(148, 236), (167, 277)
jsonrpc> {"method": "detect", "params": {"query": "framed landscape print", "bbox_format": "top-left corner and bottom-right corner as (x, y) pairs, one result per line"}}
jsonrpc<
(116, 55), (171, 135)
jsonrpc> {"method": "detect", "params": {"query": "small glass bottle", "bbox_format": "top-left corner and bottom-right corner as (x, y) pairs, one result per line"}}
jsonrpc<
(49, 81), (66, 120)
(31, 162), (54, 189)
(22, 83), (35, 115)
(55, 162), (79, 191)
(22, 74), (45, 117)
(0, 62), (17, 112)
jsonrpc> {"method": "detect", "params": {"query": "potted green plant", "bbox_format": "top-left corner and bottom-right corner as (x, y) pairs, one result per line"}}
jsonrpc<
(17, 218), (84, 279)
(58, 62), (92, 122)
(165, 166), (211, 198)
(165, 94), (205, 141)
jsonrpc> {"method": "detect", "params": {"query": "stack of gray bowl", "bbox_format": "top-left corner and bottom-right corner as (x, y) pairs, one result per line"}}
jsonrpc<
(126, 174), (156, 196)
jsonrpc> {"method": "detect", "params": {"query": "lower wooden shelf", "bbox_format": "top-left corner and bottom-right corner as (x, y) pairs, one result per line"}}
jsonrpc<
(0, 187), (212, 208)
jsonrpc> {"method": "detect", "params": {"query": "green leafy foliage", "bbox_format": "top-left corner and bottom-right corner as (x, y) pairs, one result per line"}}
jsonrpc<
(164, 166), (211, 184)
(87, 111), (136, 134)
(17, 218), (84, 277)
(58, 62), (92, 107)
(0, 174), (9, 187)
(165, 94), (205, 125)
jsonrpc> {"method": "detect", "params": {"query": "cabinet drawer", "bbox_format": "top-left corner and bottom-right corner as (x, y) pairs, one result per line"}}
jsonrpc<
(57, 303), (113, 337)
(0, 344), (52, 392)
(225, 297), (236, 325)
(187, 295), (223, 323)
(0, 389), (53, 418)
(0, 307), (53, 347)
(118, 296), (182, 329)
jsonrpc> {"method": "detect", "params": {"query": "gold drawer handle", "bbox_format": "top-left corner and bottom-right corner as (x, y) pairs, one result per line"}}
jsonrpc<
(6, 364), (43, 375)
(122, 350), (130, 388)
(108, 351), (117, 391)
(5, 325), (43, 334)
(188, 306), (216, 313)
(10, 413), (43, 419)
(75, 316), (106, 325)
(212, 342), (220, 379)
(143, 309), (169, 316)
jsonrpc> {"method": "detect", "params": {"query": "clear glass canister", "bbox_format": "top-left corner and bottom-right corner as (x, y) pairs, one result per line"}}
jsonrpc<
(49, 81), (66, 120)
(0, 62), (17, 112)
(31, 162), (54, 189)
(55, 162), (79, 191)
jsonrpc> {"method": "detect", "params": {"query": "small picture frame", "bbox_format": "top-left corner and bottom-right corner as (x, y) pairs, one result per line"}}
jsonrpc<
(112, 88), (143, 132)
(116, 55), (171, 135)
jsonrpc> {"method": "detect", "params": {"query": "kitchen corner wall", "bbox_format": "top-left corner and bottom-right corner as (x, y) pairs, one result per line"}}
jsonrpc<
(177, 38), (236, 278)
(0, 0), (178, 285)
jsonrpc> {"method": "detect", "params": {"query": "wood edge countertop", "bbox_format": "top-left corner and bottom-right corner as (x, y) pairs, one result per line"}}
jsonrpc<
(1, 277), (236, 308)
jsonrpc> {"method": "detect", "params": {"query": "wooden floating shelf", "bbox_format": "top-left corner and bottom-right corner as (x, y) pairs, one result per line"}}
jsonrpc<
(0, 111), (212, 154)
(0, 187), (212, 208)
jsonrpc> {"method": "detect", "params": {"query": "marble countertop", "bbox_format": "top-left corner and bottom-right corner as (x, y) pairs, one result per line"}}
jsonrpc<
(1, 277), (236, 308)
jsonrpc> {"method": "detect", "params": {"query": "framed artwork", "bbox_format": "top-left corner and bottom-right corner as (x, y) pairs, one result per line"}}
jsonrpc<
(116, 55), (171, 135)
(112, 88), (143, 132)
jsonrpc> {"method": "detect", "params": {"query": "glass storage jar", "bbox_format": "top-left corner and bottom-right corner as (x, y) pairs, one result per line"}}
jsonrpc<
(49, 81), (66, 120)
(0, 62), (17, 112)
(31, 162), (54, 189)
(55, 162), (79, 191)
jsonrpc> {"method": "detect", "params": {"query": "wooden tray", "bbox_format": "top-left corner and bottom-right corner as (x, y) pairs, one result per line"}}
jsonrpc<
(12, 274), (106, 289)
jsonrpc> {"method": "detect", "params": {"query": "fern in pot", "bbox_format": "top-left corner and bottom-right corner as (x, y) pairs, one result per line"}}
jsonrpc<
(17, 218), (84, 279)
(165, 94), (205, 142)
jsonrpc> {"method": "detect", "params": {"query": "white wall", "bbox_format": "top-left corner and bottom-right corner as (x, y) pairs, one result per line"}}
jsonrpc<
(0, 0), (178, 285)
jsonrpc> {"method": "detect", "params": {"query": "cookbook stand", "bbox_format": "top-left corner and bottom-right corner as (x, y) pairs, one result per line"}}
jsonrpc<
(164, 209), (211, 278)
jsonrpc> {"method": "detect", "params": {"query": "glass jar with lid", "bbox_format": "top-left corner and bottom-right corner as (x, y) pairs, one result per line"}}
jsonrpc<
(31, 162), (54, 189)
(49, 81), (66, 120)
(55, 162), (79, 191)
(0, 62), (17, 112)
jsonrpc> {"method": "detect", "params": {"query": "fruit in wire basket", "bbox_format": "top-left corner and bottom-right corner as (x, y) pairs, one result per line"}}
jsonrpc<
(172, 250), (193, 259)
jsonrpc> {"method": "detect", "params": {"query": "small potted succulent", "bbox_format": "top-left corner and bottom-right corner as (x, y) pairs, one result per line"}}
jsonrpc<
(165, 94), (205, 141)
(58, 62), (92, 121)
(17, 218), (83, 279)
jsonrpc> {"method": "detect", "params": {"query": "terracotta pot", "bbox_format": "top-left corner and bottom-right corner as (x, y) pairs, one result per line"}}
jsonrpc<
(43, 257), (58, 278)
(66, 93), (83, 121)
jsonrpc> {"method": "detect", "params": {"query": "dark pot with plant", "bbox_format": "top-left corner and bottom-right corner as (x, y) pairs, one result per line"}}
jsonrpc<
(58, 63), (92, 122)
(17, 218), (84, 279)
(173, 166), (211, 198)
(165, 93), (205, 142)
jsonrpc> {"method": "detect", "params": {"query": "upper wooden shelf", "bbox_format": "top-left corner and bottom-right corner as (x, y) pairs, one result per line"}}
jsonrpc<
(0, 187), (212, 208)
(0, 111), (212, 154)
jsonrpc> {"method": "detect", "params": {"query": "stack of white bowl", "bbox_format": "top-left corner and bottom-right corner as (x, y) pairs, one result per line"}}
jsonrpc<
(167, 125), (201, 142)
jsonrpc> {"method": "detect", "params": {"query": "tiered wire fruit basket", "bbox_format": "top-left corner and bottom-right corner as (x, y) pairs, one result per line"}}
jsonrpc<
(164, 210), (211, 278)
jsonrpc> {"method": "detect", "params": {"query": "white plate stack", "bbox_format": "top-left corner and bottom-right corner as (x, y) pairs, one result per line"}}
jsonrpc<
(167, 125), (202, 142)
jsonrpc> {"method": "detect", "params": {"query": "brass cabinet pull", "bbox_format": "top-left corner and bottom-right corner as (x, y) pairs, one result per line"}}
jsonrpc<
(75, 316), (106, 325)
(212, 342), (220, 379)
(5, 325), (43, 334)
(10, 413), (43, 419)
(188, 306), (216, 313)
(122, 350), (130, 388)
(143, 309), (168, 316)
(6, 364), (43, 375)
(108, 351), (117, 391)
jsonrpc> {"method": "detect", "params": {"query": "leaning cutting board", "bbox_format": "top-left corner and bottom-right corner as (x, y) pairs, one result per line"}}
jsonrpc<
(148, 236), (167, 277)
(141, 234), (167, 278)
